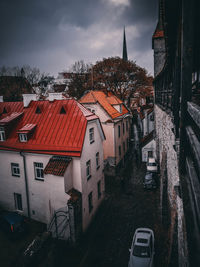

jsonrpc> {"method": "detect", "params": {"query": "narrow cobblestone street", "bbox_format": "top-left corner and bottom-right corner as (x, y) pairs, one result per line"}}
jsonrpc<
(78, 159), (167, 267)
(49, 153), (169, 267)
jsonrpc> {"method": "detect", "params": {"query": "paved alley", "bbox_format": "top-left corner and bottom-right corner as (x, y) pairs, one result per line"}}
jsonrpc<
(48, 154), (170, 267)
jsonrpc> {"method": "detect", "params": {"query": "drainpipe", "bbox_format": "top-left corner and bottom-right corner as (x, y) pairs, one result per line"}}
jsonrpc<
(20, 151), (30, 218)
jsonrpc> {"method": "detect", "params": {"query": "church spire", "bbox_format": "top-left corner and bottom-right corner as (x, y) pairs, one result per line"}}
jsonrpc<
(122, 26), (128, 61)
(157, 0), (164, 30)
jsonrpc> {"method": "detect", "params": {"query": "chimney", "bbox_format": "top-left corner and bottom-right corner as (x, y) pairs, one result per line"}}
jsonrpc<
(0, 96), (3, 102)
(48, 92), (64, 101)
(22, 94), (37, 107)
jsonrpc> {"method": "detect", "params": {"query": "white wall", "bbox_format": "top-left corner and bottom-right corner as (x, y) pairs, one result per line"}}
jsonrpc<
(82, 102), (131, 166)
(0, 151), (70, 224)
(0, 151), (28, 215)
(142, 111), (154, 138)
(141, 139), (156, 162)
(80, 120), (105, 231)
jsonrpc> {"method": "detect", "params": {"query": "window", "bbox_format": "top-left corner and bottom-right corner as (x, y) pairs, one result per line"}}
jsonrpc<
(86, 160), (91, 180)
(119, 145), (121, 157)
(11, 163), (20, 177)
(14, 193), (23, 211)
(118, 125), (121, 138)
(0, 127), (5, 141)
(19, 133), (27, 142)
(89, 128), (94, 144)
(127, 138), (129, 149)
(123, 123), (125, 134)
(60, 106), (66, 114)
(150, 114), (154, 121)
(123, 142), (125, 153)
(88, 192), (93, 213)
(96, 152), (100, 169)
(126, 121), (128, 131)
(119, 104), (122, 113)
(148, 151), (153, 158)
(97, 181), (101, 199)
(34, 162), (44, 180)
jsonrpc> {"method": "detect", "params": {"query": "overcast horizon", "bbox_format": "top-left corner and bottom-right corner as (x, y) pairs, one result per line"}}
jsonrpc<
(0, 0), (157, 77)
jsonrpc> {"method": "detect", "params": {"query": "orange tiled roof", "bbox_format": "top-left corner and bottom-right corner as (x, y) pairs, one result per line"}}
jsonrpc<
(153, 29), (164, 39)
(80, 91), (129, 119)
(44, 156), (72, 176)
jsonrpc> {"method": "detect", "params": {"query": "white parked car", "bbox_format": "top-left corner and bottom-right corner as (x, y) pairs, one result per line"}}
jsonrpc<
(128, 228), (155, 267)
(146, 157), (158, 173)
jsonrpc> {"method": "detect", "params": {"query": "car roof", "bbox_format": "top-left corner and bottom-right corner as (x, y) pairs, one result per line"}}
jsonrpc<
(1, 212), (23, 224)
(135, 228), (154, 240)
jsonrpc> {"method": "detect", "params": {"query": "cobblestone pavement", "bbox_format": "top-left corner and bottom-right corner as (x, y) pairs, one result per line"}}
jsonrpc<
(49, 155), (169, 267)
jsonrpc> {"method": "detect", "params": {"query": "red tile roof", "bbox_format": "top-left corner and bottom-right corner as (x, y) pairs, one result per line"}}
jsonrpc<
(0, 112), (23, 125)
(80, 91), (129, 119)
(44, 156), (72, 176)
(17, 123), (37, 134)
(0, 102), (23, 117)
(0, 99), (99, 157)
(153, 29), (164, 39)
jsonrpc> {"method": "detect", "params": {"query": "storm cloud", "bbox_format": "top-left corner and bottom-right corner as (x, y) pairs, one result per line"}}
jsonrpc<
(0, 0), (157, 76)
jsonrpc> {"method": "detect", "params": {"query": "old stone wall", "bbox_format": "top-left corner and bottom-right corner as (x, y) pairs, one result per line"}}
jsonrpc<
(155, 105), (188, 266)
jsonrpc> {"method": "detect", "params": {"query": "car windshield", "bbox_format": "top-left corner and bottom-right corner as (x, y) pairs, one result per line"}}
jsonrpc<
(148, 163), (157, 166)
(133, 245), (150, 258)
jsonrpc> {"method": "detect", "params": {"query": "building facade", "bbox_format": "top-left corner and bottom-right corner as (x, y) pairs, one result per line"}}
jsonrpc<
(0, 95), (105, 241)
(80, 91), (131, 173)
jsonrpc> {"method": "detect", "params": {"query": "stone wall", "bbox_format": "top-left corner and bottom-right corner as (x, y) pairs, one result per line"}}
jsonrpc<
(155, 104), (188, 266)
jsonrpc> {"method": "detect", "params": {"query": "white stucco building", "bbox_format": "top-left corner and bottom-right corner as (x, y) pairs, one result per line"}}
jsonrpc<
(80, 91), (131, 172)
(0, 95), (105, 241)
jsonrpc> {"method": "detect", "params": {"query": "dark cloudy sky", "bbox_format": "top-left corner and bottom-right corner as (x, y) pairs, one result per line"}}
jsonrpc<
(0, 0), (158, 77)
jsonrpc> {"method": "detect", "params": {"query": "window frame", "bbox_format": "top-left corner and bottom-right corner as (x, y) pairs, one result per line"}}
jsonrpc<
(86, 160), (91, 180)
(96, 152), (100, 169)
(89, 127), (94, 144)
(118, 125), (121, 138)
(19, 133), (27, 142)
(88, 192), (93, 213)
(119, 145), (121, 157)
(123, 141), (125, 153)
(126, 120), (128, 132)
(97, 180), (101, 199)
(0, 127), (5, 141)
(34, 162), (44, 181)
(11, 163), (20, 177)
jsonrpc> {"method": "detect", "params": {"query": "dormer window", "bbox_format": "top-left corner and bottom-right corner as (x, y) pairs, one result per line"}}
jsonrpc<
(17, 123), (37, 142)
(19, 133), (27, 142)
(3, 107), (7, 114)
(119, 104), (122, 113)
(60, 106), (66, 114)
(36, 106), (42, 114)
(0, 127), (5, 141)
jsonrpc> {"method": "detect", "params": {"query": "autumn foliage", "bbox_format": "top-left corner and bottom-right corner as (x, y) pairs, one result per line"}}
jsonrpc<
(67, 57), (153, 105)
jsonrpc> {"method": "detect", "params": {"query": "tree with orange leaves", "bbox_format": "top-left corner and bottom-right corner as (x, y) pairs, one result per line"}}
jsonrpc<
(68, 57), (153, 105)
